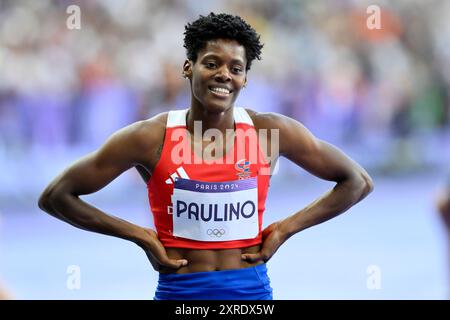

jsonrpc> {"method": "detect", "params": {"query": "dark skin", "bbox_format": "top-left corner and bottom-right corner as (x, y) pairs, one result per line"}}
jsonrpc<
(39, 39), (373, 274)
(437, 189), (450, 231)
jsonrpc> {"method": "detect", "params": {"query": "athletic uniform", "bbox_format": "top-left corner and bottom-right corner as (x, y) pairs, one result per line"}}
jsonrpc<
(147, 107), (273, 300)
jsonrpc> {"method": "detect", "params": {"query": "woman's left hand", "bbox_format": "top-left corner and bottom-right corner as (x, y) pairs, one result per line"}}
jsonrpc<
(241, 221), (288, 263)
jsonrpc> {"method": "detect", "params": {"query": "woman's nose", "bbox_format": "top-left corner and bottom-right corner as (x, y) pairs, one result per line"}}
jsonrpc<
(214, 67), (231, 82)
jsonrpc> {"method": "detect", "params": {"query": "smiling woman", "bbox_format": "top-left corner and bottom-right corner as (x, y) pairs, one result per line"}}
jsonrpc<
(38, 12), (373, 301)
(187, 40), (246, 111)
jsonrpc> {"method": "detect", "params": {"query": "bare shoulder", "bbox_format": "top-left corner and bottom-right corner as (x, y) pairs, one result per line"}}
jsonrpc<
(133, 112), (168, 160)
(132, 112), (168, 146)
(244, 108), (317, 156)
(244, 108), (294, 131)
(104, 112), (168, 168)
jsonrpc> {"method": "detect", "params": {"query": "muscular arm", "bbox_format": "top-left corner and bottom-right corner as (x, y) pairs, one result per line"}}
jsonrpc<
(255, 112), (374, 239)
(38, 116), (165, 244)
(239, 111), (373, 263)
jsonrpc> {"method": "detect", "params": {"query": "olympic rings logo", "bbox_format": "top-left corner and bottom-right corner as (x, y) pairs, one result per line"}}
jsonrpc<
(207, 228), (225, 237)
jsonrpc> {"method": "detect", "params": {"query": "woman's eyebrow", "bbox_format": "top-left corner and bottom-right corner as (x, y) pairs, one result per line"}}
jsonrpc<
(201, 53), (220, 60)
(202, 53), (245, 65)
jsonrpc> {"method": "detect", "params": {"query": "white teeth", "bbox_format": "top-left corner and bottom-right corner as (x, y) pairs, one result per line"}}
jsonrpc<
(211, 87), (230, 94)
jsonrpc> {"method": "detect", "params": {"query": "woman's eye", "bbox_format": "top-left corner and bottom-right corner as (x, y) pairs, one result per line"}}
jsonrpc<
(206, 62), (216, 68)
(233, 68), (243, 73)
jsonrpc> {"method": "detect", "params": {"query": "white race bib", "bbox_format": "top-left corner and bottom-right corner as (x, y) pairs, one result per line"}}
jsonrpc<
(171, 177), (259, 241)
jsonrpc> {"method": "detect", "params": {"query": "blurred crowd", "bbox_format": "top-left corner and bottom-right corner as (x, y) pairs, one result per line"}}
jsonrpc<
(1, 0), (450, 196)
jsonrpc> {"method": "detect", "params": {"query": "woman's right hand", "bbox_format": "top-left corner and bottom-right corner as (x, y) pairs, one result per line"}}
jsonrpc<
(136, 228), (188, 272)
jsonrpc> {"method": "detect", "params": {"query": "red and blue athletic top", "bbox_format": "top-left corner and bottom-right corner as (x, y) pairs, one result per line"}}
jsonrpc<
(147, 107), (271, 249)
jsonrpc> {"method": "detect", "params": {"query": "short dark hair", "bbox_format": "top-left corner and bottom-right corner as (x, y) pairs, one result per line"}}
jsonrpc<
(183, 12), (263, 71)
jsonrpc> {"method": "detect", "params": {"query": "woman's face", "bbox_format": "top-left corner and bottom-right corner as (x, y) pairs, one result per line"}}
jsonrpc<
(185, 38), (247, 114)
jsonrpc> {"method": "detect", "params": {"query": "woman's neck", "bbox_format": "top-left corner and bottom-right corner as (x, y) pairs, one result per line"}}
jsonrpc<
(186, 104), (235, 135)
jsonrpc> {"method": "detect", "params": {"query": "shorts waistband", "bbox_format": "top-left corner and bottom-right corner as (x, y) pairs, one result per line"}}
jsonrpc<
(155, 263), (272, 300)
(158, 262), (267, 281)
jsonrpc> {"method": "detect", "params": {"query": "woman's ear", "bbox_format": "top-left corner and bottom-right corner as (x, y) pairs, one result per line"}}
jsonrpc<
(182, 60), (192, 79)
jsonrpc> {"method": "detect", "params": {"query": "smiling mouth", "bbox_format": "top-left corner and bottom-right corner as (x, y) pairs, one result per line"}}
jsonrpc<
(208, 86), (232, 97)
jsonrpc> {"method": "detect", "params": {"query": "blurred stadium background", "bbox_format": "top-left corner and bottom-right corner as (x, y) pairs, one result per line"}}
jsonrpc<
(0, 0), (449, 299)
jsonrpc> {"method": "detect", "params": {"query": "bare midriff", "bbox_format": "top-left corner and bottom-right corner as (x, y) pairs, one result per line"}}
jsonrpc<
(160, 244), (263, 274)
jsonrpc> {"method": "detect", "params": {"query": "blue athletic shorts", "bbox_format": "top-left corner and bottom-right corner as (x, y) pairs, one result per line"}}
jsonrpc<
(154, 263), (273, 300)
